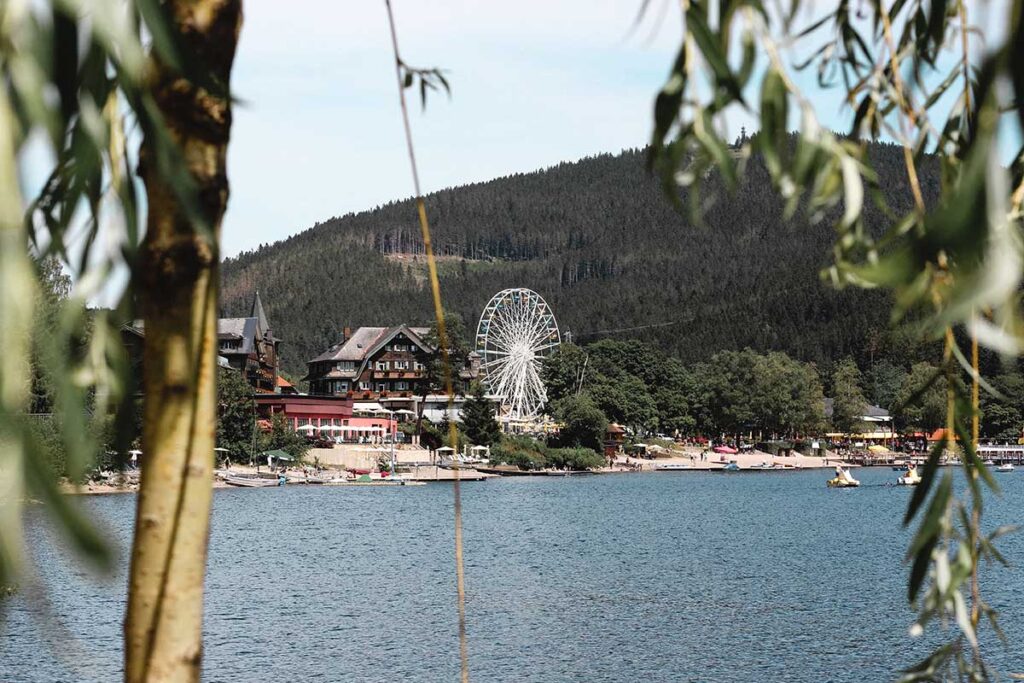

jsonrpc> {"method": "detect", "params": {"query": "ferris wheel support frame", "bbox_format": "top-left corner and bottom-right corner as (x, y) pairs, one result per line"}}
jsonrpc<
(475, 288), (560, 421)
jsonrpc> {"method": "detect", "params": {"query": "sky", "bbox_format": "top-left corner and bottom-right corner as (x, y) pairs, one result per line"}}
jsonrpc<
(225, 1), (1018, 259)
(223, 1), (691, 257)
(21, 0), (1018, 271)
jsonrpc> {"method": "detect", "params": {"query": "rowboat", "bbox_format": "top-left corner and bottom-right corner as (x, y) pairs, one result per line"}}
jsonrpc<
(224, 473), (284, 488)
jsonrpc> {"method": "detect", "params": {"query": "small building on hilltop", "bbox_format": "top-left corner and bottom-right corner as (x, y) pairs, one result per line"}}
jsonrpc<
(305, 325), (481, 416)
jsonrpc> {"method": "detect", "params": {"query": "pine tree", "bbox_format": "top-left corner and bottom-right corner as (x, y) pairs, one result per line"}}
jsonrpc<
(460, 382), (501, 447)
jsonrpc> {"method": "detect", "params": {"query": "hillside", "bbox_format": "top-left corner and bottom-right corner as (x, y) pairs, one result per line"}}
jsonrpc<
(221, 143), (940, 378)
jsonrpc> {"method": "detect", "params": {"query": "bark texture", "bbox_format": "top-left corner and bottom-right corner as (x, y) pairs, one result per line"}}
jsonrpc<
(125, 3), (242, 682)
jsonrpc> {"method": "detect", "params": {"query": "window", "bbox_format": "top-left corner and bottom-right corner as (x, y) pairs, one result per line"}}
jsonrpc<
(394, 361), (409, 370)
(377, 383), (387, 393)
(359, 381), (370, 391)
(395, 381), (408, 391)
(393, 344), (406, 352)
(339, 381), (350, 392)
(376, 361), (388, 371)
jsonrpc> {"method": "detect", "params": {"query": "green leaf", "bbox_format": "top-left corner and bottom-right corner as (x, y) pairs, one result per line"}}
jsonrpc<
(908, 535), (937, 602)
(651, 43), (688, 155)
(903, 436), (945, 526)
(758, 69), (788, 180)
(22, 424), (112, 572)
(897, 643), (956, 682)
(907, 470), (951, 560)
(687, 7), (744, 104)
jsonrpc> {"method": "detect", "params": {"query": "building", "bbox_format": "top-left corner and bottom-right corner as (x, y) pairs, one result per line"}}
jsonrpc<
(217, 291), (281, 393)
(823, 399), (896, 441)
(122, 290), (282, 393)
(254, 396), (416, 444)
(305, 325), (481, 414)
(256, 394), (354, 432)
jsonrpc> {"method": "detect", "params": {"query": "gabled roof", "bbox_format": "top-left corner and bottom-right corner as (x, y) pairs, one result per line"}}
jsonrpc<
(218, 317), (258, 354)
(362, 325), (432, 362)
(309, 325), (433, 364)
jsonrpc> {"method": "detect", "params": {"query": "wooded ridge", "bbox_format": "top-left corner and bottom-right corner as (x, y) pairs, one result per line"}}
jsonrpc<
(221, 141), (940, 378)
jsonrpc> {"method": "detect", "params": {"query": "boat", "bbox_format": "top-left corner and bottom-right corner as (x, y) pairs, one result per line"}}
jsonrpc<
(722, 462), (740, 472)
(996, 463), (1015, 472)
(826, 467), (860, 488)
(655, 463), (690, 471)
(897, 466), (922, 486)
(224, 473), (285, 488)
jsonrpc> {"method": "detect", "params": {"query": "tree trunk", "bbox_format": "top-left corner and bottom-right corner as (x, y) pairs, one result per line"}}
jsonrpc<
(125, 3), (242, 682)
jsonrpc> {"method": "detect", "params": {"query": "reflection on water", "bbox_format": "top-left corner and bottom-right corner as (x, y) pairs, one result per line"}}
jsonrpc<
(2, 469), (1022, 682)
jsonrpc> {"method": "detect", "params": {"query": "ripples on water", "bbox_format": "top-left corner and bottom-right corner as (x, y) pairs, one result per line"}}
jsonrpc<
(2, 469), (1022, 682)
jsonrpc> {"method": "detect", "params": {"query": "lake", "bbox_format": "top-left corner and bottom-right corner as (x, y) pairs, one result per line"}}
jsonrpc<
(2, 468), (1022, 682)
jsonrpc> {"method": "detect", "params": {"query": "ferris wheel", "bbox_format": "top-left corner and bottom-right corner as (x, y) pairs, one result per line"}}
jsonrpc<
(476, 288), (561, 420)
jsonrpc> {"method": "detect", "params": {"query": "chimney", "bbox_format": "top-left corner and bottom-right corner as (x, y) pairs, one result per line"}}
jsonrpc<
(343, 326), (352, 341)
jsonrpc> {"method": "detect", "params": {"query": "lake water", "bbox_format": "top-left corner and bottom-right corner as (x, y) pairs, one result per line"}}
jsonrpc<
(2, 469), (1023, 682)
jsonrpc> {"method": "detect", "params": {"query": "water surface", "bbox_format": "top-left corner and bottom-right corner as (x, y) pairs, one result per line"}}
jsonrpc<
(3, 469), (1022, 682)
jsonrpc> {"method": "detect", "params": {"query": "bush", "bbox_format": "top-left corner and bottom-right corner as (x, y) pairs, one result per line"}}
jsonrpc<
(489, 435), (604, 471)
(546, 447), (605, 471)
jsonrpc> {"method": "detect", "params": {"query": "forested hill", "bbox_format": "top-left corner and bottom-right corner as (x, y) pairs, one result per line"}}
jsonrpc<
(221, 142), (940, 378)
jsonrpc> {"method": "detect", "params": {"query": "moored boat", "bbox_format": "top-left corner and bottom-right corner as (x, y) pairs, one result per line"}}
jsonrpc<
(996, 463), (1015, 473)
(224, 473), (285, 488)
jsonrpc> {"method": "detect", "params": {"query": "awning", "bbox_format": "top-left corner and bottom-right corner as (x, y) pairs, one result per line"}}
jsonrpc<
(353, 402), (386, 413)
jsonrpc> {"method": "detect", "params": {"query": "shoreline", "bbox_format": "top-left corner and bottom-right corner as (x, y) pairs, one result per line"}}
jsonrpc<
(60, 451), (852, 495)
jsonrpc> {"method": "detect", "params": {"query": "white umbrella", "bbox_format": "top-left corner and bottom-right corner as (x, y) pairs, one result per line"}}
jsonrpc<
(296, 424), (318, 433)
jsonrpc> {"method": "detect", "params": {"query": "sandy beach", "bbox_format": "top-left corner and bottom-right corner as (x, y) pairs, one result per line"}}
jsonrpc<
(613, 446), (849, 471)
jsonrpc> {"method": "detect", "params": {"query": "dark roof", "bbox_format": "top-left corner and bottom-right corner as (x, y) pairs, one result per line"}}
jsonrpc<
(309, 325), (433, 364)
(822, 398), (890, 419)
(218, 317), (258, 354)
(251, 290), (270, 334)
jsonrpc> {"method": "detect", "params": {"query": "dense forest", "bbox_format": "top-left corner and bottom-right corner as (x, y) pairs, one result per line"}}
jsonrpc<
(222, 141), (945, 379)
